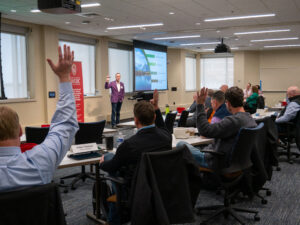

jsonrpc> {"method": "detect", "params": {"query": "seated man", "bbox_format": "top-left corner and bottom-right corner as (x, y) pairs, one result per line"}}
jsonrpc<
(210, 91), (231, 124)
(99, 90), (172, 225)
(0, 45), (79, 191)
(178, 86), (257, 169)
(276, 86), (300, 125)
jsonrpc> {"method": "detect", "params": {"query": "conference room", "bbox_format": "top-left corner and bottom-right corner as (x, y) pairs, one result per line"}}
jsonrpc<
(0, 0), (300, 224)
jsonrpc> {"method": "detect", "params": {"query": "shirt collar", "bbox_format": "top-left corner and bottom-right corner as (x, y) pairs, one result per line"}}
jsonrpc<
(138, 124), (155, 132)
(0, 146), (21, 156)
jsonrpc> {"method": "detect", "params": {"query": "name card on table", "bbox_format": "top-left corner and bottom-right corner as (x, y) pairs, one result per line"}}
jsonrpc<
(71, 143), (98, 154)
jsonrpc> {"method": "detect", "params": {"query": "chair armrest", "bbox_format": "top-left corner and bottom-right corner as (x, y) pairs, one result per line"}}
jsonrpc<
(201, 149), (225, 156)
(102, 175), (126, 185)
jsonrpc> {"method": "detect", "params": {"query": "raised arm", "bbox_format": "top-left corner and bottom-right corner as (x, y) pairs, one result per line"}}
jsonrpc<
(25, 45), (79, 183)
(105, 75), (112, 89)
(150, 89), (166, 129)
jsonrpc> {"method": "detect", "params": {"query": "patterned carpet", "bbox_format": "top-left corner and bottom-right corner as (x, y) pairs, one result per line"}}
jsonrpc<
(54, 140), (300, 225)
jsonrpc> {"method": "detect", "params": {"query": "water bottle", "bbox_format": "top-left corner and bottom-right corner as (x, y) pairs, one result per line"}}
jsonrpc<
(165, 104), (170, 115)
(116, 131), (124, 147)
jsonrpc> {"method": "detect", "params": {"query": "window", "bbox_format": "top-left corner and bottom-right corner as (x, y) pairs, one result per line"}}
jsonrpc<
(59, 34), (96, 96)
(1, 25), (28, 99)
(200, 56), (234, 89)
(185, 55), (196, 91)
(108, 42), (133, 93)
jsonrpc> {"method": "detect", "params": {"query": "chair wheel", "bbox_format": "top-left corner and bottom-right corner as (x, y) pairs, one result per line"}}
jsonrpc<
(254, 216), (260, 221)
(64, 189), (68, 193)
(231, 199), (236, 204)
(60, 180), (64, 184)
(200, 222), (207, 225)
(289, 160), (293, 164)
(216, 190), (221, 195)
(266, 190), (271, 196)
(261, 199), (267, 204)
(276, 167), (281, 171)
(71, 186), (76, 190)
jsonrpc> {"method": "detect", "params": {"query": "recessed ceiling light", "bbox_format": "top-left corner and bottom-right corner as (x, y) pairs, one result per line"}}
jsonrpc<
(234, 29), (290, 35)
(104, 30), (108, 32)
(216, 30), (221, 33)
(65, 21), (71, 24)
(235, 38), (239, 41)
(195, 22), (201, 25)
(107, 23), (163, 30)
(264, 44), (300, 48)
(82, 21), (90, 24)
(250, 37), (299, 42)
(153, 35), (200, 40)
(205, 13), (275, 22)
(104, 17), (110, 21)
(180, 42), (220, 46)
(140, 27), (146, 30)
(10, 9), (16, 13)
(169, 12), (175, 15)
(30, 9), (41, 13)
(81, 3), (101, 8)
(231, 47), (239, 50)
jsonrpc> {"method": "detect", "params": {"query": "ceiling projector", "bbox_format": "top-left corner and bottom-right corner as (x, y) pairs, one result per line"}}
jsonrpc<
(38, 0), (81, 14)
(214, 38), (231, 53)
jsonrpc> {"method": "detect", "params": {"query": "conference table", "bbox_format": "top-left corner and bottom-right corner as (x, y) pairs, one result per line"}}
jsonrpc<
(58, 134), (213, 224)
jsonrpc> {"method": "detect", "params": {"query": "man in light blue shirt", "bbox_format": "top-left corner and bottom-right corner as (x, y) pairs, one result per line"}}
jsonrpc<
(0, 45), (79, 192)
(276, 86), (300, 124)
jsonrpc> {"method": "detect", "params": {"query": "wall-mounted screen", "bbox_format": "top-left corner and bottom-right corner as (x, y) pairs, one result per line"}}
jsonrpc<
(133, 40), (167, 91)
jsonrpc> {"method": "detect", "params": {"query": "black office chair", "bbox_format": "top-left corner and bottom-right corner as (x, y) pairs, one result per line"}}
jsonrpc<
(60, 120), (106, 190)
(197, 123), (264, 225)
(25, 126), (49, 144)
(164, 112), (177, 134)
(99, 146), (201, 225)
(178, 110), (189, 127)
(0, 183), (66, 225)
(277, 110), (300, 163)
(257, 96), (265, 109)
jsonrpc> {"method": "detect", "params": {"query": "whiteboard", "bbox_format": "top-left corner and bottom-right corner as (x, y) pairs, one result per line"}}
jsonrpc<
(260, 68), (300, 91)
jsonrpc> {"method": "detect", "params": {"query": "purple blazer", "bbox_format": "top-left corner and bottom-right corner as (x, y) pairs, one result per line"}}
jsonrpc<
(105, 80), (125, 103)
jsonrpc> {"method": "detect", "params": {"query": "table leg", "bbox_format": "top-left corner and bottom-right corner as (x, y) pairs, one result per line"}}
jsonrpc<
(86, 163), (107, 224)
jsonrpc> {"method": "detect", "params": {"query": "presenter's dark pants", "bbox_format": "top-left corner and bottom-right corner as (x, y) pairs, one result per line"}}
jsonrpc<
(111, 102), (122, 127)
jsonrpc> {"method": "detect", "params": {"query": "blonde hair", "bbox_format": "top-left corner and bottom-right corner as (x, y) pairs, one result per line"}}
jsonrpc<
(0, 106), (20, 141)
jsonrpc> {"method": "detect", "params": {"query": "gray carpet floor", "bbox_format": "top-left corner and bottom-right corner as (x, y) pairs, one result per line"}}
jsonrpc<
(53, 136), (300, 225)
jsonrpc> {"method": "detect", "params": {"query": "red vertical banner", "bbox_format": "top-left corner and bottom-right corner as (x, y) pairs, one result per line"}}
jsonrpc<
(70, 61), (84, 122)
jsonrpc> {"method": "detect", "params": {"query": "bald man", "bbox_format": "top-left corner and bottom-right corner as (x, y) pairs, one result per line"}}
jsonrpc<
(220, 84), (228, 93)
(276, 86), (300, 123)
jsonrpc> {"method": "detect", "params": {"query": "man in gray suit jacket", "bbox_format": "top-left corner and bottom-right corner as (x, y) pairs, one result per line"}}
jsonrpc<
(105, 73), (125, 128)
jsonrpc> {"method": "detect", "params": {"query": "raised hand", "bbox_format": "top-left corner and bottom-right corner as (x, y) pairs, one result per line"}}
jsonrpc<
(193, 93), (197, 101)
(106, 75), (110, 82)
(196, 87), (208, 105)
(150, 89), (159, 110)
(47, 44), (74, 83)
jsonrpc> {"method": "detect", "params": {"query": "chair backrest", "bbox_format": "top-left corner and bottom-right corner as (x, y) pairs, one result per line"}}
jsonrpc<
(25, 126), (50, 144)
(75, 120), (106, 144)
(257, 96), (265, 109)
(178, 110), (189, 127)
(131, 146), (196, 225)
(294, 110), (300, 150)
(223, 123), (264, 174)
(164, 112), (177, 134)
(0, 183), (66, 225)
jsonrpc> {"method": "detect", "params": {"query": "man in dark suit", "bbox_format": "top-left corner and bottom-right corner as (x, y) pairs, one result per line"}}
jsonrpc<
(99, 90), (172, 225)
(105, 73), (125, 128)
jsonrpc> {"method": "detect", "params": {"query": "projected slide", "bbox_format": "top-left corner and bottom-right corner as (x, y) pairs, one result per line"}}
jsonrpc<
(134, 48), (167, 91)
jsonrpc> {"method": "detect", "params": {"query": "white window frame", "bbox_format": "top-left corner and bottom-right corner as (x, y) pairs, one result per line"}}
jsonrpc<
(1, 24), (29, 99)
(59, 34), (97, 96)
(200, 55), (234, 89)
(108, 42), (133, 93)
(185, 54), (197, 91)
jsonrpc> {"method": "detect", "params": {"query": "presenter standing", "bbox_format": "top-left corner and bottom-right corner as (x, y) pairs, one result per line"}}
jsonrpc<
(105, 73), (125, 128)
